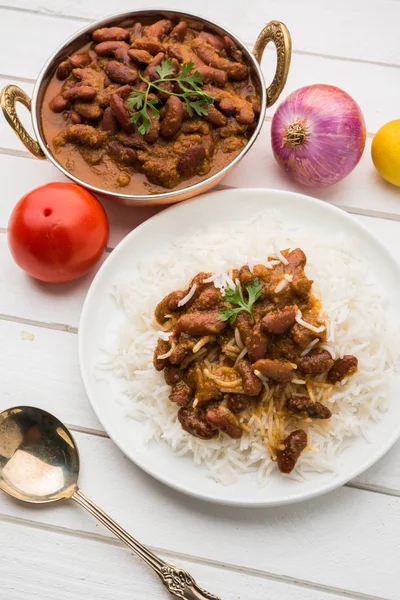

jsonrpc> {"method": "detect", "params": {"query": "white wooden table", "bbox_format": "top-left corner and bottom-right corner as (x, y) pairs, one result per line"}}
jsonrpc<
(1, 2), (400, 598)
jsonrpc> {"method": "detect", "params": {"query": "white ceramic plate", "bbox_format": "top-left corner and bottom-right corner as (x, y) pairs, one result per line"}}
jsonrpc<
(79, 188), (400, 506)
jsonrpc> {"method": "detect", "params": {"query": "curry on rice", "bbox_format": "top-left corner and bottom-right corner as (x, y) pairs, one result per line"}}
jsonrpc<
(153, 248), (358, 475)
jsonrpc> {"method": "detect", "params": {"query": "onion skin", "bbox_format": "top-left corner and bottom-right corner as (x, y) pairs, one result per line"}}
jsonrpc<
(271, 84), (366, 187)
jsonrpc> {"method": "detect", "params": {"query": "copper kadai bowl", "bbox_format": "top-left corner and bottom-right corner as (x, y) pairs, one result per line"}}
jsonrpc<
(1, 10), (291, 206)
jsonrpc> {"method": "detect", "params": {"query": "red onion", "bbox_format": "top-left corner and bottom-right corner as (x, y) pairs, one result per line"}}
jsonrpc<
(271, 84), (366, 187)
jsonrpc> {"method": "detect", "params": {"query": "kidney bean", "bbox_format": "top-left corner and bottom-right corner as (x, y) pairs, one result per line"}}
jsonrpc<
(115, 84), (134, 98)
(160, 96), (184, 137)
(236, 105), (255, 125)
(169, 381), (192, 407)
(145, 19), (173, 40)
(277, 429), (308, 474)
(144, 52), (165, 81)
(177, 144), (206, 177)
(191, 38), (214, 63)
(168, 46), (184, 62)
(192, 38), (248, 80)
(198, 30), (225, 51)
(252, 359), (294, 383)
(108, 142), (137, 165)
(92, 27), (130, 43)
(169, 337), (197, 367)
(70, 111), (82, 124)
(287, 394), (332, 419)
(143, 112), (160, 143)
(104, 75), (112, 87)
(189, 271), (213, 291)
(297, 351), (334, 375)
(196, 66), (227, 87)
(223, 36), (243, 62)
(189, 288), (222, 312)
(226, 393), (253, 414)
(205, 405), (242, 439)
(218, 97), (236, 116)
(49, 94), (70, 113)
(153, 338), (171, 370)
(129, 22), (143, 44)
(202, 134), (215, 159)
(237, 359), (262, 396)
(101, 106), (119, 133)
(114, 44), (132, 64)
(213, 57), (248, 81)
(235, 312), (253, 349)
(169, 21), (188, 42)
(53, 124), (107, 148)
(109, 94), (133, 133)
(177, 311), (225, 336)
(262, 306), (297, 335)
(74, 102), (103, 120)
(131, 38), (165, 55)
(178, 408), (217, 440)
(95, 41), (128, 57)
(104, 60), (137, 84)
(248, 322), (270, 363)
(287, 248), (307, 268)
(328, 355), (358, 383)
(70, 53), (92, 68)
(155, 290), (187, 322)
(204, 105), (227, 128)
(163, 365), (184, 386)
(287, 249), (313, 299)
(128, 48), (154, 64)
(56, 59), (72, 80)
(116, 132), (147, 150)
(62, 85), (96, 101)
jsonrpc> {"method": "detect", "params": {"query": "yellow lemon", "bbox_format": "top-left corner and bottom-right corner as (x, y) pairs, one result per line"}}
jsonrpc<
(371, 119), (400, 186)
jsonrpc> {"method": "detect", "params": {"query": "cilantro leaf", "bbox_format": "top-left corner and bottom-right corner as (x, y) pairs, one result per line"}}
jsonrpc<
(128, 59), (214, 135)
(126, 90), (145, 110)
(155, 58), (175, 79)
(180, 61), (195, 77)
(189, 100), (210, 117)
(217, 279), (263, 324)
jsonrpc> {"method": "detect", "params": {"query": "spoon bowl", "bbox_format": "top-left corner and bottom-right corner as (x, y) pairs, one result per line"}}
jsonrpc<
(0, 405), (220, 599)
(0, 406), (79, 503)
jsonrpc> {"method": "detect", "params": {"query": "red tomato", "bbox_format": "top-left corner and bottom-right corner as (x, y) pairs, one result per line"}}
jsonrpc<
(8, 182), (109, 283)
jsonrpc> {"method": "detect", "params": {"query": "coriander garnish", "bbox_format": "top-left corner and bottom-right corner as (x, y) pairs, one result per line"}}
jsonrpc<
(126, 59), (214, 135)
(217, 279), (263, 325)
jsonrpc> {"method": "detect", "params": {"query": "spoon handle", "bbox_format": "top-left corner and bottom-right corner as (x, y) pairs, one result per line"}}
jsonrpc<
(72, 489), (221, 600)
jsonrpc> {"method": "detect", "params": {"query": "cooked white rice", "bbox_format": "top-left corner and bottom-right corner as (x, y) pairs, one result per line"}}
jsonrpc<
(98, 210), (400, 485)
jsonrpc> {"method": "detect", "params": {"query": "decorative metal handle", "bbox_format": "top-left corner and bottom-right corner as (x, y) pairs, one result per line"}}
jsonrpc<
(0, 84), (45, 158)
(72, 489), (221, 600)
(253, 20), (292, 107)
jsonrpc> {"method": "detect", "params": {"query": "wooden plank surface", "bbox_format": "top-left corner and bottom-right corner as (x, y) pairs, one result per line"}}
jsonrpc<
(1, 431), (399, 599)
(2, 519), (358, 600)
(2, 0), (400, 65)
(1, 2), (400, 599)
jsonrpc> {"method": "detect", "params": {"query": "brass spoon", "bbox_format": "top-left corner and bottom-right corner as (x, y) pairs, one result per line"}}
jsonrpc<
(0, 406), (220, 600)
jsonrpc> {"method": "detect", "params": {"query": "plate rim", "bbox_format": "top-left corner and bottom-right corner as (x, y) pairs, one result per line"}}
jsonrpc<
(78, 187), (400, 507)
